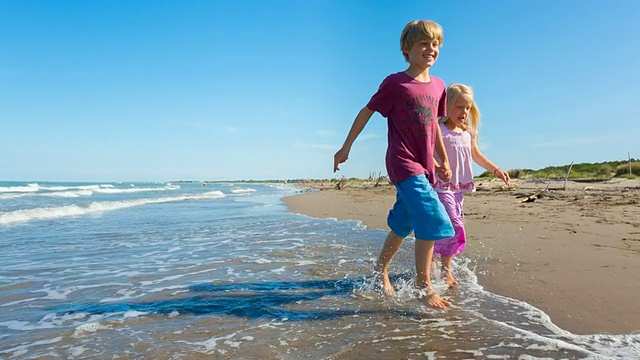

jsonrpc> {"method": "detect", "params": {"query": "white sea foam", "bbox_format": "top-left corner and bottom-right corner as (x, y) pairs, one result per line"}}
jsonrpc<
(68, 346), (87, 357)
(0, 320), (34, 331)
(230, 188), (257, 194)
(39, 184), (114, 191)
(42, 289), (68, 300)
(0, 183), (41, 193)
(0, 183), (177, 199)
(0, 183), (115, 193)
(0, 320), (56, 331)
(92, 186), (174, 194)
(451, 258), (640, 359)
(0, 189), (95, 199)
(122, 310), (147, 319)
(73, 322), (111, 337)
(36, 283), (135, 301)
(191, 332), (239, 354)
(99, 288), (141, 303)
(0, 191), (225, 225)
(1, 297), (38, 307)
(139, 267), (220, 287)
(1, 336), (62, 358)
(39, 190), (94, 198)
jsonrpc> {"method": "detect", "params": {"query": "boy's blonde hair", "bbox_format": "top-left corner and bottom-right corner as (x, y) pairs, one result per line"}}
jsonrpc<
(446, 83), (481, 133)
(400, 20), (444, 62)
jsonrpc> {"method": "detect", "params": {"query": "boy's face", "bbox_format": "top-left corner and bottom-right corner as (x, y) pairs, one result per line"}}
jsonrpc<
(404, 38), (440, 68)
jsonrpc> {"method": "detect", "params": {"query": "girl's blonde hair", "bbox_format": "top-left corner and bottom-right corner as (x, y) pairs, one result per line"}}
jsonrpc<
(400, 20), (443, 62)
(446, 83), (481, 133)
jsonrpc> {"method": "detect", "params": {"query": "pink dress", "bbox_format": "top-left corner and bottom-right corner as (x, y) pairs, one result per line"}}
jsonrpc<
(433, 123), (475, 257)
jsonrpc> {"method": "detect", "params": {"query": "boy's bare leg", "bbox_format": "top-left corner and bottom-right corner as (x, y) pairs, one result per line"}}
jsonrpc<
(441, 255), (458, 286)
(374, 231), (404, 296)
(415, 240), (451, 309)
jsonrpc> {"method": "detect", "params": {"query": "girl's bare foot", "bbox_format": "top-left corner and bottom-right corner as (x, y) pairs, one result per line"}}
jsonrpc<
(442, 267), (458, 287)
(417, 287), (452, 309)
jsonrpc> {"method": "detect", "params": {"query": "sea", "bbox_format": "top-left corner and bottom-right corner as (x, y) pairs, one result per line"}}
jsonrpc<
(0, 180), (638, 360)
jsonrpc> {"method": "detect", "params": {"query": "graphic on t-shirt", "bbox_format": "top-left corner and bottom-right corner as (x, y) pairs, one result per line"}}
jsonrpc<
(403, 95), (437, 136)
(415, 103), (434, 124)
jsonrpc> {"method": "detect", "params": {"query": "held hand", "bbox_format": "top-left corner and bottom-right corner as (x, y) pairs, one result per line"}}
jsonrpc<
(493, 168), (511, 187)
(333, 147), (349, 172)
(437, 164), (452, 182)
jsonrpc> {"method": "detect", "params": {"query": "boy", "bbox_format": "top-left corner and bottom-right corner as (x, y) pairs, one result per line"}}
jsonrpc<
(333, 20), (455, 309)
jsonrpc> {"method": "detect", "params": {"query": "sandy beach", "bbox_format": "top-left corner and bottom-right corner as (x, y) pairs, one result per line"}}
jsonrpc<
(284, 178), (640, 335)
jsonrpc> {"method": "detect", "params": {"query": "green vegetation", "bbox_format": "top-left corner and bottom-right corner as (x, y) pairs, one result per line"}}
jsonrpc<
(329, 159), (640, 186)
(328, 159), (640, 185)
(477, 159), (640, 180)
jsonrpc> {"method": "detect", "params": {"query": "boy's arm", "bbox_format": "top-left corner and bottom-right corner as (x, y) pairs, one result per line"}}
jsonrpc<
(333, 107), (375, 172)
(434, 125), (451, 181)
(470, 131), (510, 186)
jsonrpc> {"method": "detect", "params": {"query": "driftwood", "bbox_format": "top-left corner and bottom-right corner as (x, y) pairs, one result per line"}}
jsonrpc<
(562, 161), (575, 190)
(570, 178), (612, 183)
(522, 161), (575, 195)
(373, 171), (387, 187)
(514, 180), (552, 203)
(515, 192), (545, 203)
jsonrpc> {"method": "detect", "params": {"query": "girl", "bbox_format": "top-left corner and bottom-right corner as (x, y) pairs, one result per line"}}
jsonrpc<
(434, 83), (511, 286)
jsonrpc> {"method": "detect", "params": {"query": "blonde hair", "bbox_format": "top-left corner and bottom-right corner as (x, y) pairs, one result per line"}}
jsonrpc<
(446, 83), (481, 133)
(400, 20), (443, 62)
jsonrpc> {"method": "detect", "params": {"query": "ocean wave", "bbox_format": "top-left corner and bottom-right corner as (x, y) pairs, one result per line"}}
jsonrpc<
(230, 188), (257, 194)
(0, 184), (179, 200)
(0, 191), (225, 226)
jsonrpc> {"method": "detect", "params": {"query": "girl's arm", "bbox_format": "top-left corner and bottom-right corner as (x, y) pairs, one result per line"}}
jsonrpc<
(470, 129), (510, 186)
(334, 107), (375, 172)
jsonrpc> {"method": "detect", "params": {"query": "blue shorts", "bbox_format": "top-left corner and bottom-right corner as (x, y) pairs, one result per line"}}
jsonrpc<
(387, 174), (454, 241)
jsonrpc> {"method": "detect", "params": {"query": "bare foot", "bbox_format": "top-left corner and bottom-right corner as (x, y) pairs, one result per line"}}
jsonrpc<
(379, 270), (394, 296)
(374, 264), (394, 296)
(442, 267), (458, 287)
(418, 288), (452, 309)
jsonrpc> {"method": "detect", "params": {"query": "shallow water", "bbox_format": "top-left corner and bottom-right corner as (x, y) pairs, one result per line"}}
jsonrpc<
(0, 181), (638, 359)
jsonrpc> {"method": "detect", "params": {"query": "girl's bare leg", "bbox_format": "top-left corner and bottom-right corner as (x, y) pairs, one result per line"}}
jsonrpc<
(416, 240), (451, 309)
(441, 255), (458, 286)
(374, 231), (404, 296)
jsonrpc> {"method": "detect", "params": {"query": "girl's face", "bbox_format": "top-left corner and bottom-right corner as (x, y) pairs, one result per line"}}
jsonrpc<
(448, 95), (473, 128)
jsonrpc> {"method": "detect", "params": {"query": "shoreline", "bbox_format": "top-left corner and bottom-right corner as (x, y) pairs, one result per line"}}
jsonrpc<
(283, 178), (640, 335)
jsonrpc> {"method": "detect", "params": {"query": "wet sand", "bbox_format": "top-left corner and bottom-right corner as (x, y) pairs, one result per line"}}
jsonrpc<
(283, 178), (640, 335)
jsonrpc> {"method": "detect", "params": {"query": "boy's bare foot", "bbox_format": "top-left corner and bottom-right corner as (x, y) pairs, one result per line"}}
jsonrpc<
(380, 271), (394, 296)
(417, 287), (452, 309)
(442, 267), (458, 287)
(374, 264), (395, 296)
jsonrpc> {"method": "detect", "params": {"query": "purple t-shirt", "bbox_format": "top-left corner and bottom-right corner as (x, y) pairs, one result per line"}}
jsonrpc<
(367, 72), (447, 184)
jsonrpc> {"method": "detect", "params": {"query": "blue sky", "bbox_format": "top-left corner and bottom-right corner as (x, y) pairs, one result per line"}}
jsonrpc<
(2, 1), (639, 182)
